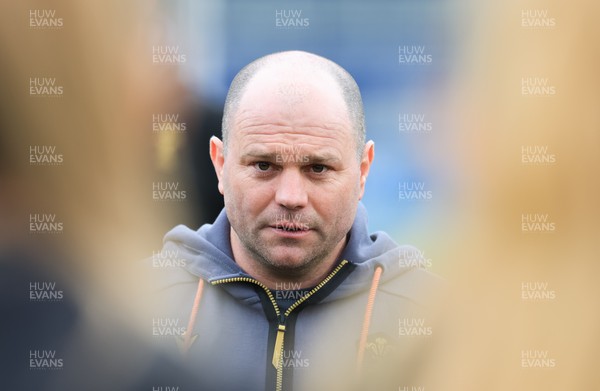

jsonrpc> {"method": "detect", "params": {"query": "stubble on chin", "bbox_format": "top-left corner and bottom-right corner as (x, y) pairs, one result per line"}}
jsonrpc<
(241, 230), (321, 278)
(240, 225), (348, 280)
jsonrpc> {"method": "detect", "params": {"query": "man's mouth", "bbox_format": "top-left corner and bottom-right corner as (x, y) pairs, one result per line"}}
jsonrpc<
(271, 223), (310, 233)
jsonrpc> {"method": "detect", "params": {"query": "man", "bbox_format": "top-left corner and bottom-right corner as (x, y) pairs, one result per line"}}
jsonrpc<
(152, 51), (440, 391)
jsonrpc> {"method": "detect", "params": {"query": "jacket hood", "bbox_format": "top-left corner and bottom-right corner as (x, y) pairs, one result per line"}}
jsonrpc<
(162, 202), (427, 302)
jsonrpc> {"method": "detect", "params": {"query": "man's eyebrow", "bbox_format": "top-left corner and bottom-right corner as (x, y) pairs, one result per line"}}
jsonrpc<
(306, 153), (341, 164)
(241, 150), (275, 160)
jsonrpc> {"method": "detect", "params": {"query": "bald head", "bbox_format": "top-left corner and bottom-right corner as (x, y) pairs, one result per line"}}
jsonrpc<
(221, 51), (365, 158)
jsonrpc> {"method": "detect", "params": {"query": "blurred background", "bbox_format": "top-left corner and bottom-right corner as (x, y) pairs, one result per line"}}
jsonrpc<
(1, 0), (598, 389)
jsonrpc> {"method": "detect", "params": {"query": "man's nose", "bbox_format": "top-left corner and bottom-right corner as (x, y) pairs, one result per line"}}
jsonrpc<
(274, 168), (308, 209)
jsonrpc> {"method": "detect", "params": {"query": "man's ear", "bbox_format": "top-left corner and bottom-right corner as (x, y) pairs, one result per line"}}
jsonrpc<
(209, 136), (225, 195)
(358, 140), (375, 200)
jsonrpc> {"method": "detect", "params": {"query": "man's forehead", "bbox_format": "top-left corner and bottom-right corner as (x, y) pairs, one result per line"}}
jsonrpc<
(235, 124), (348, 155)
(232, 111), (352, 151)
(242, 143), (342, 161)
(233, 75), (351, 135)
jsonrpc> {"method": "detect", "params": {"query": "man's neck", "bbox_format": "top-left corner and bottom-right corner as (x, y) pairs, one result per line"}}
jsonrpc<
(230, 227), (346, 290)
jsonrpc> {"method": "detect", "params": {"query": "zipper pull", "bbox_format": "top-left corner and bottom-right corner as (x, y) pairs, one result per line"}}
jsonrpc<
(272, 324), (286, 368)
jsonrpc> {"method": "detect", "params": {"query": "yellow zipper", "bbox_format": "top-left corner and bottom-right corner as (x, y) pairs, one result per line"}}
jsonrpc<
(211, 259), (349, 391)
(211, 276), (280, 316)
(283, 260), (349, 316)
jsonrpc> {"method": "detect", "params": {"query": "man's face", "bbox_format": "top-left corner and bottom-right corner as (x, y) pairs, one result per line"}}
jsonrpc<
(212, 69), (372, 276)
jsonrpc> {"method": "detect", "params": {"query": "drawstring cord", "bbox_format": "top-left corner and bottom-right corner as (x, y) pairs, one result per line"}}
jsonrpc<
(181, 278), (204, 357)
(356, 265), (383, 374)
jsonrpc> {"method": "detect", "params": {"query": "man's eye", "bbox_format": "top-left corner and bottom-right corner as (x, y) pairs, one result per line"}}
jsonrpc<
(311, 165), (327, 173)
(256, 162), (271, 171)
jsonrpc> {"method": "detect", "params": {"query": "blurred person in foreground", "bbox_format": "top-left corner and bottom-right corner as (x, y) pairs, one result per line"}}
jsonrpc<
(151, 50), (442, 391)
(0, 1), (203, 389)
